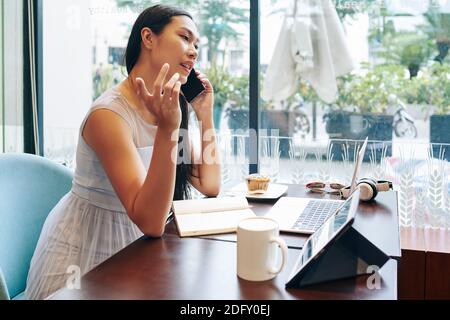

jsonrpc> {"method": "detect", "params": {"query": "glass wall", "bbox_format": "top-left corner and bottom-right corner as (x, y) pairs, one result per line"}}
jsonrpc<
(1, 0), (24, 153)
(0, 1), (3, 152)
(260, 0), (450, 160)
(42, 0), (250, 168)
(40, 0), (450, 228)
(259, 0), (450, 228)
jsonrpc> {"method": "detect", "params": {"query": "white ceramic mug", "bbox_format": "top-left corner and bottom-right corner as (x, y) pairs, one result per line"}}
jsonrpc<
(237, 217), (288, 281)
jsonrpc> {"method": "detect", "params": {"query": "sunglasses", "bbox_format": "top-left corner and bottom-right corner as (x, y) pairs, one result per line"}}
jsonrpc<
(306, 181), (346, 195)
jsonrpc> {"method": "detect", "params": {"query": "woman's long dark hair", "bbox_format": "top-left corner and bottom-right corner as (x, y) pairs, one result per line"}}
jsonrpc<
(124, 5), (193, 200)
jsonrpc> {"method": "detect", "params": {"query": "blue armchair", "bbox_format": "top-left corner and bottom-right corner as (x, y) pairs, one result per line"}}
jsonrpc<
(0, 153), (73, 300)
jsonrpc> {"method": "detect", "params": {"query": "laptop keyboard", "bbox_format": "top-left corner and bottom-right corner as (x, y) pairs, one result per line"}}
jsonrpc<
(292, 200), (343, 232)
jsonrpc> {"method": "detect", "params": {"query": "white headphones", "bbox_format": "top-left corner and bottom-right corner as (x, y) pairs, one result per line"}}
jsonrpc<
(340, 178), (393, 202)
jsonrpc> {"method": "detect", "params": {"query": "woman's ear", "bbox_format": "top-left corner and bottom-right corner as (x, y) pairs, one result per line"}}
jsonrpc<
(141, 27), (154, 50)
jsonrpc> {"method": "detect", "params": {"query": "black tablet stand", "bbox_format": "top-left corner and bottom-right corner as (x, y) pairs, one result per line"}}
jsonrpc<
(286, 220), (390, 288)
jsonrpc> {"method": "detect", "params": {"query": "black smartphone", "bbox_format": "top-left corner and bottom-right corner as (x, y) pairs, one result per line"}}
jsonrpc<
(181, 68), (205, 103)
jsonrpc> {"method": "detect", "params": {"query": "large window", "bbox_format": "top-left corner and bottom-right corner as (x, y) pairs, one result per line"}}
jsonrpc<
(258, 0), (450, 228)
(1, 0), (24, 153)
(42, 0), (250, 166)
(0, 1), (3, 152)
(40, 0), (449, 228)
(260, 0), (450, 162)
(261, 1), (450, 141)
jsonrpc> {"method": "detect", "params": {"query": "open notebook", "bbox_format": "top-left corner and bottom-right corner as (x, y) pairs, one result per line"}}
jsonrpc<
(172, 196), (255, 237)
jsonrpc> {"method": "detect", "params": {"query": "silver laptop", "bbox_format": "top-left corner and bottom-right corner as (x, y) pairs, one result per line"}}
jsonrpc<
(266, 138), (368, 234)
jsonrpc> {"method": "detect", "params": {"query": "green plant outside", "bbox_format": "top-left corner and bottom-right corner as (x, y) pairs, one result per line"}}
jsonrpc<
(427, 62), (450, 115)
(205, 64), (249, 111)
(377, 31), (434, 78)
(115, 0), (248, 66)
(317, 64), (407, 114)
(299, 62), (450, 116)
(94, 61), (436, 117)
(111, 0), (450, 117)
(92, 63), (126, 101)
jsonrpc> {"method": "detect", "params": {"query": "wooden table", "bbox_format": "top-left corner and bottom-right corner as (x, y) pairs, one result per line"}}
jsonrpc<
(191, 184), (401, 259)
(51, 185), (400, 300)
(399, 226), (450, 299)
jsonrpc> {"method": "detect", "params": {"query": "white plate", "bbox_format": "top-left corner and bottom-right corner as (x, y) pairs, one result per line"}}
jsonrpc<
(227, 183), (288, 200)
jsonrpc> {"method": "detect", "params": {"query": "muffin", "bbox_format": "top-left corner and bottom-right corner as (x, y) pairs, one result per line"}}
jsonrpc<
(245, 174), (271, 194)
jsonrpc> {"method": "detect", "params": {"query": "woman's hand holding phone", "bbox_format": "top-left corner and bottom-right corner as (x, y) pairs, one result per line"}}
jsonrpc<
(189, 70), (214, 121)
(135, 63), (182, 132)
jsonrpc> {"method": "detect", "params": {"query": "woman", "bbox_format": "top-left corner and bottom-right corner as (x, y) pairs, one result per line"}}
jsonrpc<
(26, 4), (221, 300)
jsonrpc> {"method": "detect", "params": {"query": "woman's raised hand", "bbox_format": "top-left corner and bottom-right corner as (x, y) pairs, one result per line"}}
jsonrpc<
(135, 63), (182, 132)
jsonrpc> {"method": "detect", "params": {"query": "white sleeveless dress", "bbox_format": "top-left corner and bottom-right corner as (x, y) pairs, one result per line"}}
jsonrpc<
(25, 86), (161, 300)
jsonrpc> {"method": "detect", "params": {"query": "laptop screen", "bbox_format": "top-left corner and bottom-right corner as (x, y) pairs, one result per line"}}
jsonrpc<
(286, 189), (360, 283)
(350, 137), (368, 194)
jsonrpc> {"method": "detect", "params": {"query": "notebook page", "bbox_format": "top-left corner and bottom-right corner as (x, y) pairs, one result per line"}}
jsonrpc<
(175, 208), (255, 236)
(172, 196), (249, 215)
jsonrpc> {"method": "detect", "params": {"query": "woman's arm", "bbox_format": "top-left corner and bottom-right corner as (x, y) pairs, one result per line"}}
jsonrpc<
(187, 70), (221, 197)
(83, 64), (183, 238)
(83, 110), (178, 238)
(189, 115), (221, 197)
